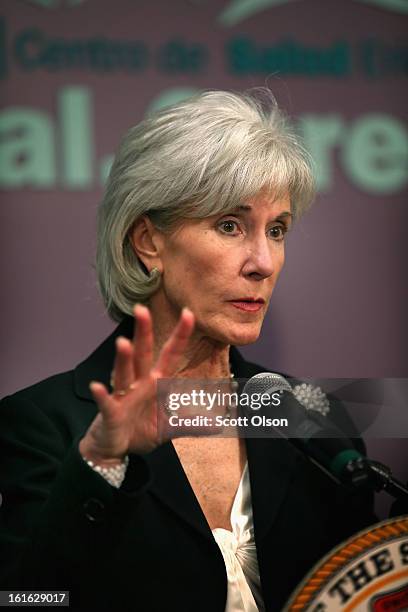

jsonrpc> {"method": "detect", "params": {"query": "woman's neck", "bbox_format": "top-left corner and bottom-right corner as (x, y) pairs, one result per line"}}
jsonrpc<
(173, 342), (231, 379)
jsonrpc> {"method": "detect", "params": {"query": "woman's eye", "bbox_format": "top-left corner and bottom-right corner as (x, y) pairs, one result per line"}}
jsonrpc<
(269, 225), (286, 240)
(218, 220), (239, 234)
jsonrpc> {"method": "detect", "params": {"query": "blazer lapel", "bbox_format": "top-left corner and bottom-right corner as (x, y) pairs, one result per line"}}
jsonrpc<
(230, 345), (300, 541)
(143, 442), (214, 540)
(245, 437), (299, 541)
(142, 429), (300, 545)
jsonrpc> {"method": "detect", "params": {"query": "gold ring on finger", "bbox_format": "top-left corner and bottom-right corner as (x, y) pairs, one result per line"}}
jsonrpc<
(113, 382), (136, 397)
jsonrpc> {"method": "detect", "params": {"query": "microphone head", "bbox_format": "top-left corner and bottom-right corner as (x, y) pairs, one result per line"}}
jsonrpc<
(242, 373), (364, 483)
(242, 372), (292, 396)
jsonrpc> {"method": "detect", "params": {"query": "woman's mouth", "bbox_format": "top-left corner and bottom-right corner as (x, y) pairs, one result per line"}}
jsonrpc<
(228, 299), (264, 312)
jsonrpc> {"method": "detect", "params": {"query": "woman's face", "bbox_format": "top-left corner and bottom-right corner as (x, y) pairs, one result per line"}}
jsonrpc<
(151, 192), (292, 346)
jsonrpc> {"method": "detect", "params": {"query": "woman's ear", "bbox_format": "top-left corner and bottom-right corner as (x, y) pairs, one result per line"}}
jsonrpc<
(128, 215), (164, 274)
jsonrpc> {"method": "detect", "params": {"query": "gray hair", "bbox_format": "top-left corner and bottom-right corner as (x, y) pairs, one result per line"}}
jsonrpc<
(97, 88), (315, 321)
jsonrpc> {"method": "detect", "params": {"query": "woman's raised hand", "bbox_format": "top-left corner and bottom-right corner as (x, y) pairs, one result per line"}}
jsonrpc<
(79, 304), (195, 464)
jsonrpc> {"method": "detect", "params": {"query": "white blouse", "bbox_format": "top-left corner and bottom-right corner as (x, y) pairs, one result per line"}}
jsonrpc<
(212, 462), (265, 612)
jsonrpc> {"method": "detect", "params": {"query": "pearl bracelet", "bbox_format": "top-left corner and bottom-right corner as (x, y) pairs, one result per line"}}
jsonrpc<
(83, 455), (129, 488)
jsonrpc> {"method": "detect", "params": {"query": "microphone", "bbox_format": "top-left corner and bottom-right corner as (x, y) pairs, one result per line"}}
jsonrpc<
(242, 373), (408, 502)
(242, 372), (364, 484)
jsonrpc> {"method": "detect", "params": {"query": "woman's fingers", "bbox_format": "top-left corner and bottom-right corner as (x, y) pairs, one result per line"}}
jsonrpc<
(107, 304), (195, 396)
(132, 304), (154, 379)
(155, 307), (195, 376)
(89, 381), (114, 420)
(87, 306), (197, 456)
(111, 336), (134, 394)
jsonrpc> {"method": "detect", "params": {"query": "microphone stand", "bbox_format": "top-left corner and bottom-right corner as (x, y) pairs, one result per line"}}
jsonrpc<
(344, 457), (408, 501)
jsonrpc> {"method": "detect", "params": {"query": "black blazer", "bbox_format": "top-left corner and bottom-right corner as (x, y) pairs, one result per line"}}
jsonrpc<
(0, 318), (377, 611)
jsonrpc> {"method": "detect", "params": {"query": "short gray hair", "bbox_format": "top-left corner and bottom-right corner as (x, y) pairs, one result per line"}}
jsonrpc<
(97, 87), (315, 321)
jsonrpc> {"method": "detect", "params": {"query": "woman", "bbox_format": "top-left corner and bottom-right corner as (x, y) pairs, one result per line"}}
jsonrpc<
(0, 89), (376, 611)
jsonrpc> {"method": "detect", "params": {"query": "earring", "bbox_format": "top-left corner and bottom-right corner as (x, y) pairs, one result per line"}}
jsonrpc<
(149, 267), (160, 277)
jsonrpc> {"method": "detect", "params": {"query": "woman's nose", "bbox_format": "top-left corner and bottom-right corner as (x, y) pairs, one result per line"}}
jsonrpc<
(241, 236), (278, 280)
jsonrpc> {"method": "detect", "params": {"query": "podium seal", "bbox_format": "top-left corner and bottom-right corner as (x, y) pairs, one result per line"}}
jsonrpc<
(284, 515), (408, 611)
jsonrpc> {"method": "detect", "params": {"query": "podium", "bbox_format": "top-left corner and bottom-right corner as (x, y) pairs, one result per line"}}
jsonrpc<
(284, 516), (408, 611)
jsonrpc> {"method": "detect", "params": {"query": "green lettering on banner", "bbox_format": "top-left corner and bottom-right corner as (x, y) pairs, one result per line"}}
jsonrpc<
(13, 27), (150, 73)
(13, 28), (43, 70)
(0, 110), (56, 187)
(156, 39), (207, 73)
(299, 115), (344, 192)
(100, 87), (202, 182)
(342, 115), (408, 193)
(218, 0), (408, 28)
(0, 86), (406, 195)
(59, 87), (93, 188)
(359, 39), (408, 77)
(358, 0), (408, 14)
(146, 87), (201, 114)
(227, 38), (351, 76)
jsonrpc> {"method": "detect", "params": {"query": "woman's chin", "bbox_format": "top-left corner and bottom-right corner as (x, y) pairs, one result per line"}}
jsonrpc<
(230, 333), (260, 346)
(217, 324), (262, 346)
